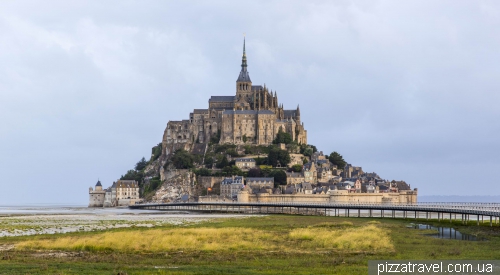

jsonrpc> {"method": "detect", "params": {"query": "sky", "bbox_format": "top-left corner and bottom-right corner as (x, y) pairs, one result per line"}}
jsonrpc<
(1, 1), (499, 205)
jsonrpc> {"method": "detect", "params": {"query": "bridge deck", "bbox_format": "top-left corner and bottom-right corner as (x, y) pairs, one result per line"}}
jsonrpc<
(129, 202), (500, 226)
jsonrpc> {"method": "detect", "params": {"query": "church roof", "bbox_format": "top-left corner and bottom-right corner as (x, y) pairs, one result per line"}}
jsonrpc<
(236, 38), (251, 82)
(284, 110), (297, 118)
(237, 70), (251, 82)
(95, 180), (102, 187)
(209, 96), (235, 102)
(251, 85), (263, 90)
(193, 109), (208, 114)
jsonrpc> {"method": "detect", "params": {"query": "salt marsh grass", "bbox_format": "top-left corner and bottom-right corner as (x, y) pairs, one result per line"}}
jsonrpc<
(289, 224), (394, 252)
(17, 223), (393, 253)
(17, 228), (277, 252)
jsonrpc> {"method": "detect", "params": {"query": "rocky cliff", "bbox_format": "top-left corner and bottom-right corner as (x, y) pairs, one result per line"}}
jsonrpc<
(149, 168), (196, 203)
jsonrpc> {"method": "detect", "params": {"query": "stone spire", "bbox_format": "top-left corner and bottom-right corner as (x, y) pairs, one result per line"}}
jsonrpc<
(237, 37), (251, 82)
(242, 37), (247, 69)
(296, 104), (301, 122)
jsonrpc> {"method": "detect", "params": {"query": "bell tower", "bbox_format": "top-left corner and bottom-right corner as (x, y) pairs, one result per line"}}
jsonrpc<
(236, 37), (252, 102)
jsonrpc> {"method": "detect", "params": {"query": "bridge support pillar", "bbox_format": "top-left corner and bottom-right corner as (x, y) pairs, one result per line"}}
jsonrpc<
(490, 216), (493, 227)
(358, 209), (360, 218)
(477, 215), (480, 226)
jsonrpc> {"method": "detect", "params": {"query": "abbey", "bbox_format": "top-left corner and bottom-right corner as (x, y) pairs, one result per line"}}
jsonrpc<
(162, 39), (307, 155)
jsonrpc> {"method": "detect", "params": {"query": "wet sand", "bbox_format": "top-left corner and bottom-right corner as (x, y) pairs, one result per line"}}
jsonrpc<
(0, 206), (257, 237)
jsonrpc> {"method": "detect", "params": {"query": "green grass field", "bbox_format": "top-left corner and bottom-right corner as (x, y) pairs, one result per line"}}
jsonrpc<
(1, 215), (499, 274)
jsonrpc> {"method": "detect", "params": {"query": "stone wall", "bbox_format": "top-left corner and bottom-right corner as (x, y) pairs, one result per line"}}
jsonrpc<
(198, 176), (224, 188)
(238, 190), (418, 204)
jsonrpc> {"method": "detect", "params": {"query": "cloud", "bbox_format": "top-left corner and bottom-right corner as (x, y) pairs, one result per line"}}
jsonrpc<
(1, 1), (499, 204)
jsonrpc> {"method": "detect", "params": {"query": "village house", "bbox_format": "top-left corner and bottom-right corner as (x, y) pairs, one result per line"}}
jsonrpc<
(246, 177), (274, 189)
(285, 171), (305, 185)
(220, 176), (244, 198)
(89, 179), (140, 207)
(303, 162), (317, 184)
(235, 158), (256, 170)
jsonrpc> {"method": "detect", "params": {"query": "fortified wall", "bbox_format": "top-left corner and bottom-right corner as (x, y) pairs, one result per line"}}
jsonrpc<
(237, 189), (418, 204)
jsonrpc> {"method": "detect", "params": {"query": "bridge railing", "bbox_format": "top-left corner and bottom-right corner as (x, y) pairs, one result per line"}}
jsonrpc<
(133, 201), (500, 213)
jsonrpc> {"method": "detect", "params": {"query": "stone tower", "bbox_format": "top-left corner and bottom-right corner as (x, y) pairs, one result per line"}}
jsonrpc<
(235, 38), (253, 109)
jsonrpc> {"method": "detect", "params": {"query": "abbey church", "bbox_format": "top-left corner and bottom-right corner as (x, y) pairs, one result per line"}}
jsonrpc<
(162, 39), (307, 155)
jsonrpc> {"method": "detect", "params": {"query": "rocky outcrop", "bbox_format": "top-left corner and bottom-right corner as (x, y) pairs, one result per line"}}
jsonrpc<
(150, 168), (196, 203)
(143, 155), (165, 177)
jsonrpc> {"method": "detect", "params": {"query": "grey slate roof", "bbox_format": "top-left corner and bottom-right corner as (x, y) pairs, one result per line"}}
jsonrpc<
(285, 172), (304, 178)
(237, 70), (251, 82)
(284, 110), (297, 118)
(395, 181), (411, 190)
(223, 110), (257, 115)
(247, 177), (274, 182)
(302, 182), (313, 190)
(116, 180), (139, 188)
(258, 110), (275, 115)
(193, 109), (208, 114)
(209, 96), (235, 102)
(251, 85), (263, 90)
(222, 177), (244, 185)
(95, 180), (102, 187)
(235, 158), (256, 162)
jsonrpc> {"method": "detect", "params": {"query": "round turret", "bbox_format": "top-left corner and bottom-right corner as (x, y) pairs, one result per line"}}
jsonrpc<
(95, 180), (103, 191)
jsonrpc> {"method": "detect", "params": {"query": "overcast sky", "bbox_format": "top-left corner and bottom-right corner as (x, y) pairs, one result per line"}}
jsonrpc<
(1, 1), (499, 205)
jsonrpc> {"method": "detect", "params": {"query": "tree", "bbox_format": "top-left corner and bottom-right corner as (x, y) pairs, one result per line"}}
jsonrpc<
(303, 147), (313, 157)
(290, 164), (303, 172)
(329, 151), (346, 169)
(269, 170), (287, 187)
(216, 155), (229, 169)
(248, 167), (262, 177)
(194, 168), (211, 176)
(171, 149), (195, 169)
(135, 157), (147, 171)
(121, 169), (144, 183)
(243, 134), (248, 143)
(268, 147), (291, 167)
(150, 143), (162, 162)
(273, 128), (293, 144)
(210, 129), (221, 144)
(222, 165), (243, 176)
(308, 144), (318, 153)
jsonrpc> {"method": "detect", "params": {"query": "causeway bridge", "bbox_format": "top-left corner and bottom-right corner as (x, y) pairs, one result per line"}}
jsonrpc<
(129, 202), (500, 226)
